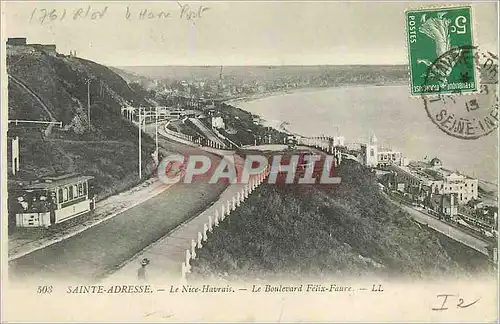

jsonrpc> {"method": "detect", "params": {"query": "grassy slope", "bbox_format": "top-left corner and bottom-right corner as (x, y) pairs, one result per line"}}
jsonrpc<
(191, 160), (492, 281)
(7, 46), (156, 200)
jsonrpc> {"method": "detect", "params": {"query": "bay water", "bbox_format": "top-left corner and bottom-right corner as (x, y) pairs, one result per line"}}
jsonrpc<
(234, 85), (498, 184)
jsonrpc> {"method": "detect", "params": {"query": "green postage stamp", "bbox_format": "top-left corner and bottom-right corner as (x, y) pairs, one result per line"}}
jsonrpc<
(406, 6), (477, 96)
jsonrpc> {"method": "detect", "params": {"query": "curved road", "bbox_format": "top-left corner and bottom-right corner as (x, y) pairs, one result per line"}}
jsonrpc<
(9, 128), (229, 284)
(188, 117), (226, 148)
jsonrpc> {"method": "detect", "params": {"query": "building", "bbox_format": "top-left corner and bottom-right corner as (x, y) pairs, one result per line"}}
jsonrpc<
(360, 134), (378, 167)
(429, 157), (442, 168)
(378, 149), (404, 167)
(331, 136), (345, 147)
(429, 172), (479, 204)
(7, 37), (27, 46)
(211, 116), (225, 129)
(30, 44), (57, 56)
(430, 193), (458, 219)
(388, 157), (479, 205)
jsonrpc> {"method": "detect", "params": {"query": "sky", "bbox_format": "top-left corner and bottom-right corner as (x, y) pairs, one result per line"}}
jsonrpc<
(2, 1), (499, 66)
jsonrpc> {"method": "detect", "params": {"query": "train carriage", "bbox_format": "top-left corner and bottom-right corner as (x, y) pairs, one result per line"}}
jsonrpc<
(11, 173), (95, 228)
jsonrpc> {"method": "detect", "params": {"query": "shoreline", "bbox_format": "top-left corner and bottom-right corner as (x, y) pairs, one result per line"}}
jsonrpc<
(225, 82), (408, 137)
(224, 83), (499, 190)
(225, 82), (407, 107)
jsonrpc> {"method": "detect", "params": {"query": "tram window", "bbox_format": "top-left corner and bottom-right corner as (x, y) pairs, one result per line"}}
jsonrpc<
(69, 186), (74, 200)
(78, 183), (83, 196)
(83, 182), (87, 196)
(58, 188), (63, 203)
(73, 184), (78, 198)
(63, 187), (68, 201)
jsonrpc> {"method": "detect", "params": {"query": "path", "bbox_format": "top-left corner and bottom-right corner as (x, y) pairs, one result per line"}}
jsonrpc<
(188, 118), (226, 148)
(401, 205), (490, 256)
(101, 181), (251, 284)
(101, 153), (260, 284)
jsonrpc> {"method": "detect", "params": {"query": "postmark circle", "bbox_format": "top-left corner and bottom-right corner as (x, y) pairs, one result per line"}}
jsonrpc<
(421, 46), (498, 140)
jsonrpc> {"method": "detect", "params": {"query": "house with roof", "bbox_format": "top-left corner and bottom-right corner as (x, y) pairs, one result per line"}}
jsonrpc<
(388, 157), (479, 206)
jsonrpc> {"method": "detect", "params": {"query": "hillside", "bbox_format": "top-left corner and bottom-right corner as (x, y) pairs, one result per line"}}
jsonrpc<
(191, 159), (495, 281)
(109, 66), (158, 90)
(6, 45), (157, 199)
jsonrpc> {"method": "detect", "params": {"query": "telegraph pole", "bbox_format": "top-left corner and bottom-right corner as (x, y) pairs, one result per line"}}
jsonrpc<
(138, 107), (142, 179)
(87, 79), (91, 130)
(155, 106), (159, 155)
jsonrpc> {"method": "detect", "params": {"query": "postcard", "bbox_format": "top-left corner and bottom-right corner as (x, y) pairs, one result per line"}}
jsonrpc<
(1, 1), (498, 322)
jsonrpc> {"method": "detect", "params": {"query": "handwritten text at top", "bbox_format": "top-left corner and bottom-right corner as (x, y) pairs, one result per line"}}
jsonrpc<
(29, 3), (210, 25)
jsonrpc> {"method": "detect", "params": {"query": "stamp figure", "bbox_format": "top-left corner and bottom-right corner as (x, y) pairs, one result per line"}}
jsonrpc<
(406, 6), (477, 95)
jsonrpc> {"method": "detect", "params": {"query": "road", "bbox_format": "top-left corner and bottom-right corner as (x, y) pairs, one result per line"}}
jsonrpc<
(103, 155), (252, 283)
(401, 205), (490, 256)
(188, 118), (226, 148)
(8, 129), (229, 284)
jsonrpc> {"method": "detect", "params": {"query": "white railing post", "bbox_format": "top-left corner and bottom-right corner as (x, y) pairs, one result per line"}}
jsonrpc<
(197, 232), (203, 248)
(232, 196), (237, 211)
(208, 215), (213, 232)
(191, 239), (197, 259)
(203, 224), (208, 241)
(226, 200), (231, 215)
(221, 205), (226, 221)
(236, 192), (241, 206)
(185, 250), (191, 273)
(181, 262), (187, 280)
(215, 210), (220, 226)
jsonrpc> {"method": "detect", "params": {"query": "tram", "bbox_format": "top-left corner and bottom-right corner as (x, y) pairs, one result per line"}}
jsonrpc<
(11, 173), (95, 228)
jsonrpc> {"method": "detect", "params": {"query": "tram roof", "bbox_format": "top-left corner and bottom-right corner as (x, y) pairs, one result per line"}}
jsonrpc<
(18, 173), (94, 191)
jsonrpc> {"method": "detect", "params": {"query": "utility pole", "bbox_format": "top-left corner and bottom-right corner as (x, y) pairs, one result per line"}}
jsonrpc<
(138, 107), (142, 179)
(87, 79), (91, 130)
(155, 106), (159, 155)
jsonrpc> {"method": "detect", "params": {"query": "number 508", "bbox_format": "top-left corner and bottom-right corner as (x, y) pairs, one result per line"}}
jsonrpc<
(37, 285), (53, 294)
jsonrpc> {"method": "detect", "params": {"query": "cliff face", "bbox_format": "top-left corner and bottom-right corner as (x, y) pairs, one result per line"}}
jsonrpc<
(6, 45), (156, 199)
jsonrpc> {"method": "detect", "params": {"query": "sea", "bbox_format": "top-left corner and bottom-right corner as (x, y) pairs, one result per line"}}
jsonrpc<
(233, 85), (499, 184)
